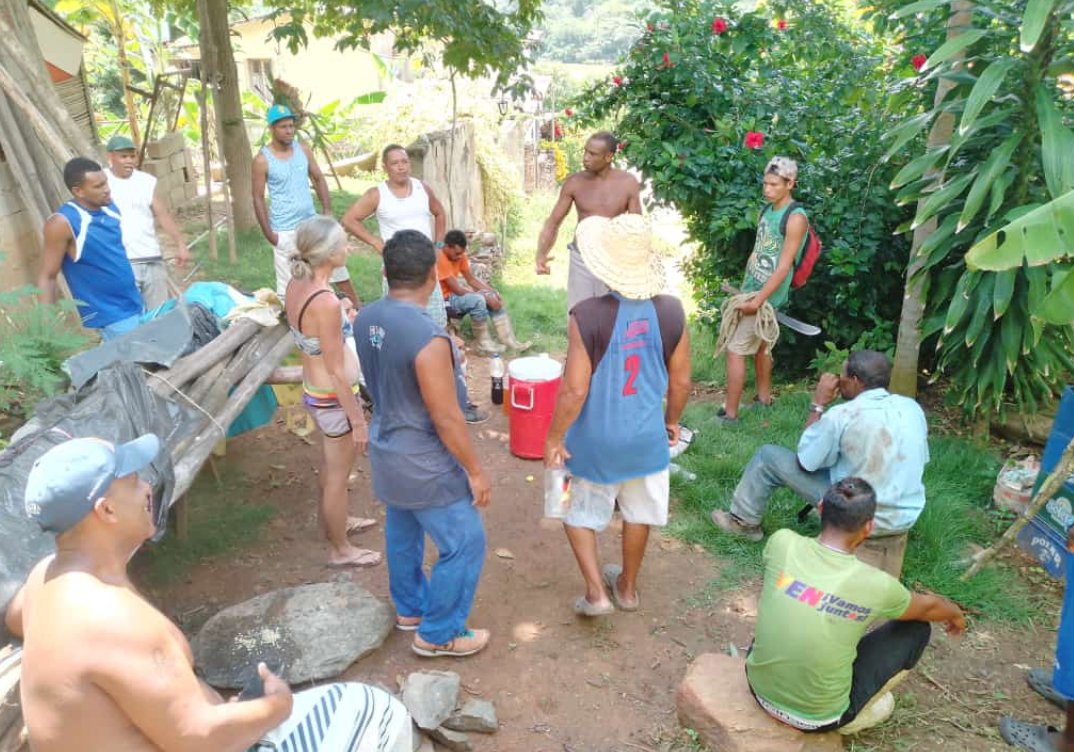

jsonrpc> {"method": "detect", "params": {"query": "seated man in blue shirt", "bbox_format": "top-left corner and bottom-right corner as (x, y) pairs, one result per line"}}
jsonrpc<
(711, 350), (928, 577)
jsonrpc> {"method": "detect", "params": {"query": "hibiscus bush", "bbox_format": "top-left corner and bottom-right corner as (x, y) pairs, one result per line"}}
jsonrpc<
(581, 0), (919, 367)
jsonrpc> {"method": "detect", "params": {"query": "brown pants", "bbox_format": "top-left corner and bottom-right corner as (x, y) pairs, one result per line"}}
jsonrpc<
(855, 533), (909, 579)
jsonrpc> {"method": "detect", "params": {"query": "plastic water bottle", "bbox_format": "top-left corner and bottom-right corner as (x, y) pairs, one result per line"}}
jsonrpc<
(490, 354), (505, 405)
(670, 462), (697, 482)
(544, 467), (572, 519)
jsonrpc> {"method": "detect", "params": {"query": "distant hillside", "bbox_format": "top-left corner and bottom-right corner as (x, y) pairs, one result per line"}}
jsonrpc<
(537, 0), (654, 64)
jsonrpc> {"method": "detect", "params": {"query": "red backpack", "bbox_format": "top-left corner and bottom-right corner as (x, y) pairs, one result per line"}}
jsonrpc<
(762, 201), (822, 289)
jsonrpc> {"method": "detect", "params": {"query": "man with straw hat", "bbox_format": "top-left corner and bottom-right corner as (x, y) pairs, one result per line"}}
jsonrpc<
(544, 214), (692, 616)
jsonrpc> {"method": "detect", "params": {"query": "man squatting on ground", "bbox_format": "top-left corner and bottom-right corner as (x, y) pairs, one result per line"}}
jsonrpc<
(5, 435), (410, 752)
(544, 213), (692, 616)
(253, 103), (360, 306)
(535, 131), (642, 312)
(104, 134), (190, 310)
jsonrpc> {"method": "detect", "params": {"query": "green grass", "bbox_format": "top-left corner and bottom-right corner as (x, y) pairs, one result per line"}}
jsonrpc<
(134, 464), (275, 586)
(669, 393), (1045, 624)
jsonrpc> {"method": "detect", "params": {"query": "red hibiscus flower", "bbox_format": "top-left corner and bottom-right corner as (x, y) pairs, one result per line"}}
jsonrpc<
(911, 54), (927, 71)
(662, 51), (671, 67)
(744, 131), (765, 149)
(565, 107), (574, 117)
(777, 19), (787, 30)
(554, 124), (563, 139)
(712, 17), (728, 34)
(647, 22), (653, 31)
(613, 76), (623, 86)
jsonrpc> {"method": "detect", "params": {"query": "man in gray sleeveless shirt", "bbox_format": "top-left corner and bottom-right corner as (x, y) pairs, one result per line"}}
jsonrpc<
(355, 230), (493, 658)
(252, 104), (359, 306)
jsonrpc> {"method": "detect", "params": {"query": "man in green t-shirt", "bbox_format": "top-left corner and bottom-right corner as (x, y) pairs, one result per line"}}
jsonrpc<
(717, 157), (808, 425)
(747, 477), (965, 736)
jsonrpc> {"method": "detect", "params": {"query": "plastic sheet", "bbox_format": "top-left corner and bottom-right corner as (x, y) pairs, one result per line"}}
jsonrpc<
(0, 363), (199, 643)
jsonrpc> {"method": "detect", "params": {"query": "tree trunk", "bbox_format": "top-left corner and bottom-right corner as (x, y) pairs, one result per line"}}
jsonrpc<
(889, 0), (974, 397)
(109, 1), (141, 146)
(196, 0), (257, 231)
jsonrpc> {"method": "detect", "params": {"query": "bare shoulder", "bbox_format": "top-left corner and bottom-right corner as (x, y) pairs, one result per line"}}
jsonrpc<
(612, 168), (640, 186)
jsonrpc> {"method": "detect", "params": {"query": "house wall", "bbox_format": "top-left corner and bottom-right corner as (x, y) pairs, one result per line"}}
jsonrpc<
(226, 19), (387, 111)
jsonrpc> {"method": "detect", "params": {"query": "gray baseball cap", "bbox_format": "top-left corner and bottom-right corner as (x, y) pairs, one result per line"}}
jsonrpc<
(24, 435), (160, 535)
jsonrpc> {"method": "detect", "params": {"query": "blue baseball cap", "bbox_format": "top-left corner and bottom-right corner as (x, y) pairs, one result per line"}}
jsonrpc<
(266, 104), (295, 125)
(24, 434), (161, 535)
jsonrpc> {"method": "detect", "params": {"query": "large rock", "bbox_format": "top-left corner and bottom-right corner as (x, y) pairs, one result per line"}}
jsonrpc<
(443, 699), (498, 734)
(192, 582), (392, 688)
(427, 726), (473, 752)
(402, 671), (461, 730)
(676, 654), (843, 752)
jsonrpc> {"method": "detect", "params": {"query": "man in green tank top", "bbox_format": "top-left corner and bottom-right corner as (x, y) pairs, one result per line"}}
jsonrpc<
(718, 157), (809, 425)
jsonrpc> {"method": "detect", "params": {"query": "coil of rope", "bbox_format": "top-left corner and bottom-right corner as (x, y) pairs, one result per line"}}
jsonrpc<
(714, 293), (780, 357)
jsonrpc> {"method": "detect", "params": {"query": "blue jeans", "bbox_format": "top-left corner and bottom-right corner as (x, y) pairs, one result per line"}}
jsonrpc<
(446, 292), (504, 322)
(385, 497), (486, 644)
(730, 444), (830, 526)
(99, 312), (143, 341)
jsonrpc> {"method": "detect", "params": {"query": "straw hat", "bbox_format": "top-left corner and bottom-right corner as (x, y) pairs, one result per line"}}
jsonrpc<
(574, 213), (666, 300)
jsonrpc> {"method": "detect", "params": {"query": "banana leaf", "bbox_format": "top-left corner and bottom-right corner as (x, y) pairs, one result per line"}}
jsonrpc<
(966, 190), (1074, 270)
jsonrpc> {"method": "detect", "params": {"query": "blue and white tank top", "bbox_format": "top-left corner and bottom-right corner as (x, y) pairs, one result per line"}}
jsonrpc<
(262, 139), (316, 231)
(55, 201), (143, 328)
(565, 294), (679, 484)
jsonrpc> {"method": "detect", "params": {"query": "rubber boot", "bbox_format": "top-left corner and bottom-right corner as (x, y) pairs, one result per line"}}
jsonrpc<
(471, 318), (503, 354)
(492, 314), (532, 352)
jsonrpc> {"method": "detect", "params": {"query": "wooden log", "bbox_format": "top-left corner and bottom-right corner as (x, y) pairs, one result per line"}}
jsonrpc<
(0, 649), (21, 741)
(0, 57), (74, 166)
(185, 359), (227, 407)
(196, 82), (217, 262)
(149, 318), (261, 397)
(169, 331), (296, 504)
(267, 366), (303, 385)
(0, 721), (26, 752)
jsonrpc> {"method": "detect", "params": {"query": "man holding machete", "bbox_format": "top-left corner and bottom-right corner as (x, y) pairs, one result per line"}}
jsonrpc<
(717, 157), (809, 426)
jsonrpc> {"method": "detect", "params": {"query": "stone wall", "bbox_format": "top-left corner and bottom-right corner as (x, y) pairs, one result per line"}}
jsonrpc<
(407, 121), (485, 233)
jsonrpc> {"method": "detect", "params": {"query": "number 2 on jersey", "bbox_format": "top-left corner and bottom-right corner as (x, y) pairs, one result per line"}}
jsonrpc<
(623, 354), (640, 396)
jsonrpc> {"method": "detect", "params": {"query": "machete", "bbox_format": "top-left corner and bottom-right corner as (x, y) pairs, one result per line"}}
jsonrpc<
(719, 282), (822, 337)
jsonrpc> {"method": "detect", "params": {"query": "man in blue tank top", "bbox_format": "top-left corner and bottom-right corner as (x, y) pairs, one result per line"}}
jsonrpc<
(252, 104), (359, 306)
(39, 158), (144, 340)
(544, 214), (692, 617)
(355, 230), (493, 658)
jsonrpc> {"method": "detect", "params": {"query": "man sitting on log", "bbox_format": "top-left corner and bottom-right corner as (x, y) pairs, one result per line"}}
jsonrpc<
(746, 477), (964, 736)
(711, 350), (928, 577)
(4, 435), (411, 752)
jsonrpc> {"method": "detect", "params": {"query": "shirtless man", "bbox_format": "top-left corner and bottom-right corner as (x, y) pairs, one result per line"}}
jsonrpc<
(5, 434), (410, 752)
(535, 131), (643, 311)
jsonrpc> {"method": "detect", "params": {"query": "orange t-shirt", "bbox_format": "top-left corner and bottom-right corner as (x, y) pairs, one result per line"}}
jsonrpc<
(437, 251), (471, 298)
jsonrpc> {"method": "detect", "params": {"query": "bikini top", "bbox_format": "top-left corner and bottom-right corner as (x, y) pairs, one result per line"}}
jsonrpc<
(289, 288), (335, 357)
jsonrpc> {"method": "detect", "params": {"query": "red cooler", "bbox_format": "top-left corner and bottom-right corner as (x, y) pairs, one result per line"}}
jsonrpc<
(508, 355), (562, 459)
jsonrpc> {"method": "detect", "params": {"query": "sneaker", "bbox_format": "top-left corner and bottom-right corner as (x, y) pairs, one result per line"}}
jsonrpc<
(464, 402), (490, 424)
(710, 509), (763, 542)
(412, 628), (491, 658)
(714, 407), (740, 426)
(839, 691), (895, 735)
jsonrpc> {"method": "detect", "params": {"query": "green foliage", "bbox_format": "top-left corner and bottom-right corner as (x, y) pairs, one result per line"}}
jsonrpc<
(265, 0), (543, 96)
(582, 0), (915, 370)
(538, 0), (654, 63)
(0, 286), (89, 418)
(876, 0), (1074, 416)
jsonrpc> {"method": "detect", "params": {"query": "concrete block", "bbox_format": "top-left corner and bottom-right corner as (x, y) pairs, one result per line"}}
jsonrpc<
(140, 158), (167, 178)
(676, 654), (843, 752)
(169, 151), (187, 172)
(169, 184), (188, 208)
(185, 181), (199, 200)
(146, 131), (185, 159)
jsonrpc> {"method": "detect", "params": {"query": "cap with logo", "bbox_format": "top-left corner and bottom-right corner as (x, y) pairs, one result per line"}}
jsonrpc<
(266, 104), (295, 125)
(106, 135), (137, 152)
(24, 434), (160, 535)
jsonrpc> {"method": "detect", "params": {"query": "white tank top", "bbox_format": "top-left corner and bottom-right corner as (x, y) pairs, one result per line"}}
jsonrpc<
(375, 178), (433, 242)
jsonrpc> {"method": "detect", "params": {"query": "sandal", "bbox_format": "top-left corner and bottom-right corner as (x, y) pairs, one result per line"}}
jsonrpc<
(346, 517), (378, 535)
(573, 595), (614, 617)
(601, 564), (639, 611)
(396, 615), (422, 632)
(714, 407), (740, 426)
(1000, 717), (1062, 752)
(412, 628), (490, 658)
(1028, 668), (1068, 709)
(744, 395), (776, 410)
(326, 549), (382, 569)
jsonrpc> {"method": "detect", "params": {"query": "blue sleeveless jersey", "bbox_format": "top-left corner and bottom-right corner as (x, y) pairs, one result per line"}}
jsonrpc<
(56, 201), (142, 328)
(263, 139), (315, 231)
(565, 296), (671, 483)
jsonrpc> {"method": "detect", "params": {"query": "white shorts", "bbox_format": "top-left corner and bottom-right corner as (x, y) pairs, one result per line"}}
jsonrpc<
(274, 228), (351, 297)
(546, 469), (670, 530)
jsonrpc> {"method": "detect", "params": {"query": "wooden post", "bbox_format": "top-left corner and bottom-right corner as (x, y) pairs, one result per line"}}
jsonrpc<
(196, 84), (218, 261)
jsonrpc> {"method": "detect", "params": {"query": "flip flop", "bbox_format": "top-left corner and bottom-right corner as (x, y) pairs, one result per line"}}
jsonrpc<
(1028, 668), (1068, 709)
(326, 549), (382, 569)
(573, 595), (614, 617)
(396, 616), (422, 632)
(601, 564), (639, 612)
(346, 517), (378, 535)
(1000, 717), (1062, 752)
